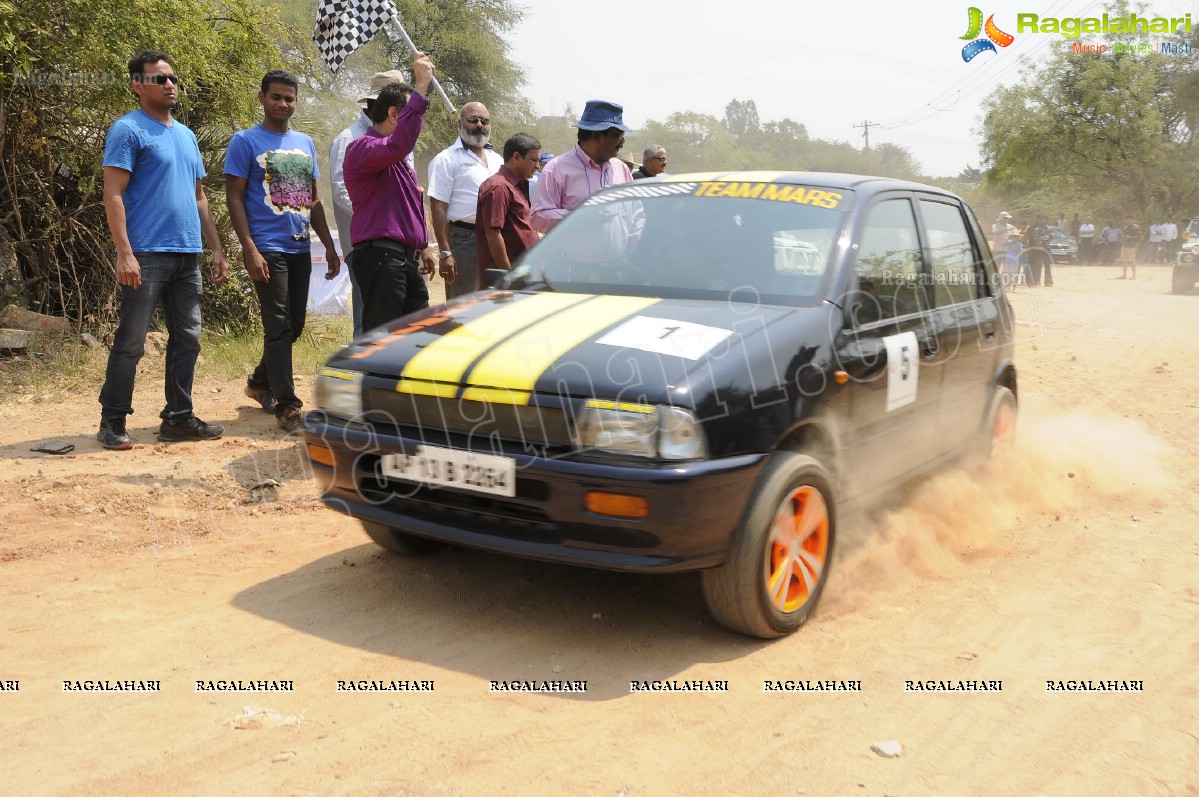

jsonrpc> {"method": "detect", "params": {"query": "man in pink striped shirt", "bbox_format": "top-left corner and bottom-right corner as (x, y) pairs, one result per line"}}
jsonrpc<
(530, 100), (632, 233)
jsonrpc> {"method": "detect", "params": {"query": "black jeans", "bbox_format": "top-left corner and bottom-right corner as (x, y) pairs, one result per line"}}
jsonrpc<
(445, 223), (480, 299)
(248, 251), (311, 412)
(99, 252), (202, 423)
(350, 242), (429, 331)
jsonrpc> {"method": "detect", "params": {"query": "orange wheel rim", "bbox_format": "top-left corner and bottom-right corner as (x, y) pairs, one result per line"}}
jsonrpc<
(992, 402), (1016, 454)
(765, 486), (829, 613)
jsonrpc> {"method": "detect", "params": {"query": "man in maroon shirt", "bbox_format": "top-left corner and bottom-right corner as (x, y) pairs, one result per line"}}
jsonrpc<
(474, 133), (542, 283)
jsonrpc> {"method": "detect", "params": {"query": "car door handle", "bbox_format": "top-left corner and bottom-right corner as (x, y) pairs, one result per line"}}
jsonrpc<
(982, 323), (996, 341)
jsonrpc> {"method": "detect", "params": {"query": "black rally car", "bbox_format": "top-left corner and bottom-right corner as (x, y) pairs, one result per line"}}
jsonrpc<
(302, 172), (1018, 639)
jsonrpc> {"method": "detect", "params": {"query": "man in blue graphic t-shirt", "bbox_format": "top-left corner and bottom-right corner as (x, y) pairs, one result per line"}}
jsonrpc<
(98, 50), (228, 450)
(225, 70), (340, 434)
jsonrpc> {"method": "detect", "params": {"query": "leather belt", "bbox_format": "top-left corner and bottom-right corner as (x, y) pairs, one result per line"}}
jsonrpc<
(353, 238), (422, 259)
(449, 220), (475, 232)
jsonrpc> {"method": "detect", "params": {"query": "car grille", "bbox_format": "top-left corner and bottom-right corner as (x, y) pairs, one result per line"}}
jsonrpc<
(365, 387), (574, 448)
(356, 456), (558, 540)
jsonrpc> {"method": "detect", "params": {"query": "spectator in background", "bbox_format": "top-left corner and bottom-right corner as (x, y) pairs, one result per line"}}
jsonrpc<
(1119, 215), (1141, 279)
(1077, 217), (1095, 264)
(1149, 219), (1165, 263)
(1027, 214), (1055, 287)
(329, 70), (415, 338)
(427, 102), (503, 299)
(342, 53), (438, 331)
(225, 69), (339, 434)
(1101, 222), (1121, 265)
(991, 211), (1017, 251)
(634, 145), (667, 179)
(528, 150), (553, 200)
(531, 99), (633, 232)
(1165, 216), (1179, 260)
(475, 133), (542, 279)
(1057, 212), (1067, 231)
(97, 50), (227, 450)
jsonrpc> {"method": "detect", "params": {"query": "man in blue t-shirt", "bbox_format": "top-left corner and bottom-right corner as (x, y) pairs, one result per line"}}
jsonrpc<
(226, 70), (340, 434)
(98, 50), (228, 451)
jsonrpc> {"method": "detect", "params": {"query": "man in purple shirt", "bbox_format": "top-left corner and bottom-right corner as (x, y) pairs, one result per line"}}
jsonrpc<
(530, 99), (633, 233)
(342, 53), (438, 331)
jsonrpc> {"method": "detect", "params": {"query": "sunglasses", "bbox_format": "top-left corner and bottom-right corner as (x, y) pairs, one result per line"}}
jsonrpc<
(141, 74), (180, 85)
(463, 115), (490, 125)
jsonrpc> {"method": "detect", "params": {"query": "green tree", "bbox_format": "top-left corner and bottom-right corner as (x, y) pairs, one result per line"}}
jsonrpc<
(978, 1), (1199, 220)
(0, 0), (284, 328)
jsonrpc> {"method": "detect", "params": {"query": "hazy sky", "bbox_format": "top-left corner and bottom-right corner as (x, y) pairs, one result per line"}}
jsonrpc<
(505, 0), (1196, 177)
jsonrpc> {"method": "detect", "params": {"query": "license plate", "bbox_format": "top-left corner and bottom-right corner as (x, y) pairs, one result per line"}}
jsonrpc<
(381, 445), (516, 497)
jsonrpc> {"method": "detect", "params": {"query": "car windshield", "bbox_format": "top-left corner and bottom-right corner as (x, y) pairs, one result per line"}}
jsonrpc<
(509, 180), (851, 306)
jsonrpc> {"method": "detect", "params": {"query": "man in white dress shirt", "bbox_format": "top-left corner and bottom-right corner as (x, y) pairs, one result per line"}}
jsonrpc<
(427, 102), (503, 299)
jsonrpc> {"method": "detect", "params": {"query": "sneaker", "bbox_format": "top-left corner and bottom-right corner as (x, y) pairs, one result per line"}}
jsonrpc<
(244, 384), (277, 413)
(158, 416), (224, 443)
(277, 406), (303, 435)
(97, 419), (132, 451)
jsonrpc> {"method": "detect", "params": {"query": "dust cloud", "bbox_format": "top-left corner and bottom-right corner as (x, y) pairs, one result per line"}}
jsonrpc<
(825, 412), (1175, 606)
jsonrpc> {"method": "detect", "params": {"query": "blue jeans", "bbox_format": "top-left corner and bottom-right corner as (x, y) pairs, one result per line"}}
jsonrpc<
(99, 252), (203, 422)
(247, 251), (311, 412)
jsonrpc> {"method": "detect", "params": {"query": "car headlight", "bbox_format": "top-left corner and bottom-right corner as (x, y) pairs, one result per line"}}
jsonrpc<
(578, 400), (707, 460)
(315, 367), (364, 420)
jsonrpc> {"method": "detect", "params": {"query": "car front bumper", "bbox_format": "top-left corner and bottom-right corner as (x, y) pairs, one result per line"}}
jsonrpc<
(302, 414), (769, 573)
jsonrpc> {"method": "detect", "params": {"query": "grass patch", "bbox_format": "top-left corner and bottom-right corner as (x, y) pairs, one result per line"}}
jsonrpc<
(196, 314), (354, 382)
(0, 314), (354, 401)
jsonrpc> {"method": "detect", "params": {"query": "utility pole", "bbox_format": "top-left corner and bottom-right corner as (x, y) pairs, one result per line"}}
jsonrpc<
(853, 120), (876, 170)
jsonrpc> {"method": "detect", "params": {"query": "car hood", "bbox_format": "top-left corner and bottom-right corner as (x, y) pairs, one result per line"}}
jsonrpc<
(328, 290), (825, 407)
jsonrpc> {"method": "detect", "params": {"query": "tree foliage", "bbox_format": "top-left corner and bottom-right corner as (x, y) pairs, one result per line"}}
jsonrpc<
(0, 0), (285, 329)
(978, 1), (1199, 221)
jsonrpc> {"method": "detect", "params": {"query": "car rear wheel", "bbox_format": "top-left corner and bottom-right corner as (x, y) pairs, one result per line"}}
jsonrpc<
(702, 453), (835, 639)
(980, 386), (1017, 459)
(361, 519), (444, 555)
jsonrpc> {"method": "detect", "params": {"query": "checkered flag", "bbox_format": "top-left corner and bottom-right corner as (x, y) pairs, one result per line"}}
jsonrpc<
(313, 0), (398, 73)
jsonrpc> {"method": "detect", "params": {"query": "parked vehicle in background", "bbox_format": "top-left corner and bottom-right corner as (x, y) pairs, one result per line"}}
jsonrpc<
(1174, 217), (1199, 293)
(1045, 228), (1079, 264)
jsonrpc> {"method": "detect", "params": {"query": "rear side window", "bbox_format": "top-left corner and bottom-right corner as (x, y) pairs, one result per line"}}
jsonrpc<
(920, 199), (981, 306)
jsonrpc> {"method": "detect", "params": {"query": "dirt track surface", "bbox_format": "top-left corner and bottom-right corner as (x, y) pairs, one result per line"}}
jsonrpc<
(2, 265), (1198, 796)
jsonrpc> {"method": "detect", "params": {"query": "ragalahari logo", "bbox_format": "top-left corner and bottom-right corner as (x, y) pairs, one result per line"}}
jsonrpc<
(961, 7), (1015, 61)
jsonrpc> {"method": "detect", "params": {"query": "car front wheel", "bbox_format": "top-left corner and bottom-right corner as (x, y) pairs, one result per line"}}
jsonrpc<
(361, 519), (445, 555)
(702, 453), (835, 639)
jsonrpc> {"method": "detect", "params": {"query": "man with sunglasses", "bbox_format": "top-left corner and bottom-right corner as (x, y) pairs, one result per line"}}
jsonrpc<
(97, 50), (227, 450)
(427, 102), (503, 299)
(225, 69), (340, 434)
(530, 99), (633, 233)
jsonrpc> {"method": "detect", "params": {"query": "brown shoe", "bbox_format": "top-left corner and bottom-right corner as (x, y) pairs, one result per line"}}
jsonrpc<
(277, 406), (303, 435)
(244, 384), (277, 413)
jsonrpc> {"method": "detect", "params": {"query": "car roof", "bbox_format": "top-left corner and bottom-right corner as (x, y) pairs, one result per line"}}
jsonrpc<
(657, 170), (961, 201)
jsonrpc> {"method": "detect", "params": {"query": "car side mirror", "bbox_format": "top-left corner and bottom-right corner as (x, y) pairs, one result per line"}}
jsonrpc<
(482, 269), (508, 288)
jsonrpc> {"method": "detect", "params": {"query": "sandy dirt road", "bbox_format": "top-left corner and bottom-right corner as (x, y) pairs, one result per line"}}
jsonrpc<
(1, 265), (1197, 796)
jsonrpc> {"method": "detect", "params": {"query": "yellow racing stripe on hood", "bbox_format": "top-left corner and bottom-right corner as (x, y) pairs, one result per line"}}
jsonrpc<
(398, 292), (591, 390)
(463, 295), (661, 404)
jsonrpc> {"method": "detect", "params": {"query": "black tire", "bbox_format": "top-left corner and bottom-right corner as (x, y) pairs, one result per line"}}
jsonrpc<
(978, 386), (1017, 460)
(702, 453), (835, 639)
(361, 519), (444, 555)
(1171, 267), (1193, 295)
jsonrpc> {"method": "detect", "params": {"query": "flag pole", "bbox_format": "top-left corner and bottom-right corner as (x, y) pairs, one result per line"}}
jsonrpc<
(387, 12), (456, 115)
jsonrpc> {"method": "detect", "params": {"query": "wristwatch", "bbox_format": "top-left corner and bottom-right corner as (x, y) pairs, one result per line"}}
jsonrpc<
(439, 250), (453, 259)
